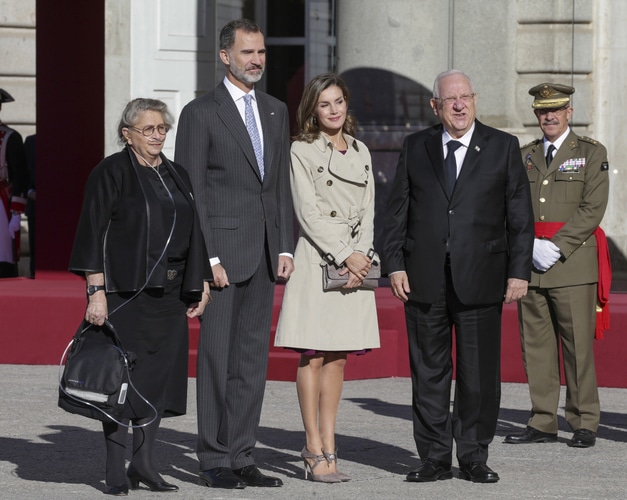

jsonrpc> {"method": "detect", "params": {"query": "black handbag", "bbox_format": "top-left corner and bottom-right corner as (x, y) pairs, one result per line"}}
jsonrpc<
(58, 319), (137, 423)
(322, 251), (381, 290)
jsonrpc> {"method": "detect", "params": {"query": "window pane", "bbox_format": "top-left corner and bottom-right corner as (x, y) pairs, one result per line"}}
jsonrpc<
(266, 0), (305, 37)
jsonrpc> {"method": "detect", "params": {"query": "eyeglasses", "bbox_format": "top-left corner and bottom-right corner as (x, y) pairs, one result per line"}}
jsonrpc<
(129, 124), (170, 136)
(435, 93), (476, 106)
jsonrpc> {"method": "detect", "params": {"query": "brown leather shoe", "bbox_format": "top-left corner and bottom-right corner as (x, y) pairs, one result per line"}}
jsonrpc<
(504, 426), (558, 444)
(568, 429), (596, 448)
(406, 458), (452, 482)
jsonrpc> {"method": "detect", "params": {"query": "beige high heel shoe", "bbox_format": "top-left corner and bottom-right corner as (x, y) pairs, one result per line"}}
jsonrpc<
(323, 449), (351, 482)
(301, 446), (341, 483)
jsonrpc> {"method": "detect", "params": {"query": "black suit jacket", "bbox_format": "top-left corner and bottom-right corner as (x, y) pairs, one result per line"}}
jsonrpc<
(383, 120), (533, 305)
(174, 82), (294, 283)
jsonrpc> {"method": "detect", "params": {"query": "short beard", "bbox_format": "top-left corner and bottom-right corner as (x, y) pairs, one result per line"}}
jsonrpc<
(230, 64), (264, 85)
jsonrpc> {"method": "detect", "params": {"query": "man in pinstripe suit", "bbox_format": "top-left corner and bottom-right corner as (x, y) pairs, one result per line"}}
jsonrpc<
(175, 19), (294, 489)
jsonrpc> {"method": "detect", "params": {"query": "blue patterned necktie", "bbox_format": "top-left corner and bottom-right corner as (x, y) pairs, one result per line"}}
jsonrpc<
(445, 140), (462, 195)
(244, 94), (264, 179)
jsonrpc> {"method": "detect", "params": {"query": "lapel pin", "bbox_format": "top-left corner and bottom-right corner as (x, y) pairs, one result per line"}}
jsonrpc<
(475, 146), (481, 152)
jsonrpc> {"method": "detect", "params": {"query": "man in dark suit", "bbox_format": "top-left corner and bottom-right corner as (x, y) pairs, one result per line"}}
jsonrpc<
(175, 19), (294, 489)
(383, 69), (533, 484)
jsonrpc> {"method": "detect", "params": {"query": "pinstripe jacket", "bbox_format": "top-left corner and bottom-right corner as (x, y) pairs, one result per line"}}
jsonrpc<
(174, 82), (294, 283)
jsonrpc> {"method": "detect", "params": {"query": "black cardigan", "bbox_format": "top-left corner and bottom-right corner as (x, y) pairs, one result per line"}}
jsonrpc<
(69, 147), (211, 302)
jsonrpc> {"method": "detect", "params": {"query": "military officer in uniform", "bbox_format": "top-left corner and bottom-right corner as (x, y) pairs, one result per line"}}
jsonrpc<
(0, 88), (28, 278)
(505, 83), (610, 449)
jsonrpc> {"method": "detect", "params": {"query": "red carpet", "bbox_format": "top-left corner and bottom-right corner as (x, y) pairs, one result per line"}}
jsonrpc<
(1, 273), (625, 387)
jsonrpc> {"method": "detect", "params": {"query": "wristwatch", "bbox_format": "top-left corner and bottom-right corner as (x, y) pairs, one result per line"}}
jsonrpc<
(87, 285), (106, 295)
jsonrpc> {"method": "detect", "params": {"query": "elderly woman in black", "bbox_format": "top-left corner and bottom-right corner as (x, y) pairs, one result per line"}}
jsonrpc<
(68, 98), (211, 495)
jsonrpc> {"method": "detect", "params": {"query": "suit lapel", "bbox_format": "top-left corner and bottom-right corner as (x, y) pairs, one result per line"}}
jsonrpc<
(215, 83), (262, 181)
(425, 129), (449, 197)
(257, 92), (275, 181)
(528, 145), (545, 173)
(455, 121), (487, 187)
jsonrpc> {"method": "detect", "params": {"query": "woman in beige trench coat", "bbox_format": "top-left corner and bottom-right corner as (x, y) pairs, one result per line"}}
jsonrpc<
(275, 74), (380, 483)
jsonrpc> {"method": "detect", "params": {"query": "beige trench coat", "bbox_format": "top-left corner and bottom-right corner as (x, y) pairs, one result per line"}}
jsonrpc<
(275, 134), (380, 351)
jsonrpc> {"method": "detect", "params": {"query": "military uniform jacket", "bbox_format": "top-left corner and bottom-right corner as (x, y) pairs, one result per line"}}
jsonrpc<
(522, 130), (609, 288)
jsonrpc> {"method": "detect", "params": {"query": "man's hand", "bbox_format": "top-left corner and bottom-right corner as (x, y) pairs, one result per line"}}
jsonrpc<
(277, 255), (294, 280)
(389, 271), (410, 302)
(532, 238), (561, 272)
(210, 263), (230, 288)
(504, 278), (528, 304)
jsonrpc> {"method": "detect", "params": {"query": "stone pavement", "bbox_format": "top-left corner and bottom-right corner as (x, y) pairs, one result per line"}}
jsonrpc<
(1, 364), (626, 499)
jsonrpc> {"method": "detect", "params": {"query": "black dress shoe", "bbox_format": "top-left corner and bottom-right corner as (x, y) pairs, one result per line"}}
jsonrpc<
(104, 484), (128, 496)
(504, 426), (558, 444)
(199, 467), (247, 489)
(406, 458), (452, 482)
(127, 465), (179, 492)
(459, 462), (499, 483)
(568, 429), (596, 448)
(233, 465), (283, 487)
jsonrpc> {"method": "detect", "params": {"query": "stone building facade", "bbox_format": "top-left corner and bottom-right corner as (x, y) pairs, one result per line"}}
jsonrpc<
(1, 0), (625, 277)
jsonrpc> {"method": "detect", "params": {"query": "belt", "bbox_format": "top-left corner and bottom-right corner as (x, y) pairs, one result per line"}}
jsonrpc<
(535, 222), (611, 340)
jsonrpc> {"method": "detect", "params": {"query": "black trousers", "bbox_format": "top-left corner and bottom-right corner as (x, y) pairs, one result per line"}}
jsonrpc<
(404, 262), (502, 465)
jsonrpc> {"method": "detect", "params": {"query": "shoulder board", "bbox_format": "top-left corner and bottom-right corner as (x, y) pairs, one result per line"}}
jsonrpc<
(579, 136), (599, 145)
(521, 138), (541, 149)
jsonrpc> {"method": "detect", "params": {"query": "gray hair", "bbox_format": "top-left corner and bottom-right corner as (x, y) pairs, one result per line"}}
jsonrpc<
(117, 98), (174, 144)
(432, 69), (475, 98)
(219, 18), (262, 51)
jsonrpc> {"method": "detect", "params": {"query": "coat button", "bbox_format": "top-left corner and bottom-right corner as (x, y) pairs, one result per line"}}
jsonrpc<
(365, 165), (370, 171)
(539, 215), (545, 221)
(330, 211), (337, 217)
(539, 197), (546, 203)
(327, 180), (333, 186)
(317, 166), (324, 172)
(448, 209), (454, 215)
(542, 179), (549, 185)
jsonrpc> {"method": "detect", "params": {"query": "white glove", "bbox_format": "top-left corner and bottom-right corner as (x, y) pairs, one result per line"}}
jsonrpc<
(8, 213), (21, 238)
(532, 238), (561, 272)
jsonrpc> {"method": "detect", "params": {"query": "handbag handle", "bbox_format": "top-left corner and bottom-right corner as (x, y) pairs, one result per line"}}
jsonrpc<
(74, 319), (126, 352)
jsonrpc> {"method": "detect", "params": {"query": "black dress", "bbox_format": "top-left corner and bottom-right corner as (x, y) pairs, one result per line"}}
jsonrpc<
(66, 148), (210, 422)
(107, 164), (194, 419)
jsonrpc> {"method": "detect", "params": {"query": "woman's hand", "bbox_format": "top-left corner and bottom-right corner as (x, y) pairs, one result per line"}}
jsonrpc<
(86, 294), (108, 325)
(187, 282), (211, 318)
(85, 272), (107, 325)
(341, 252), (372, 289)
